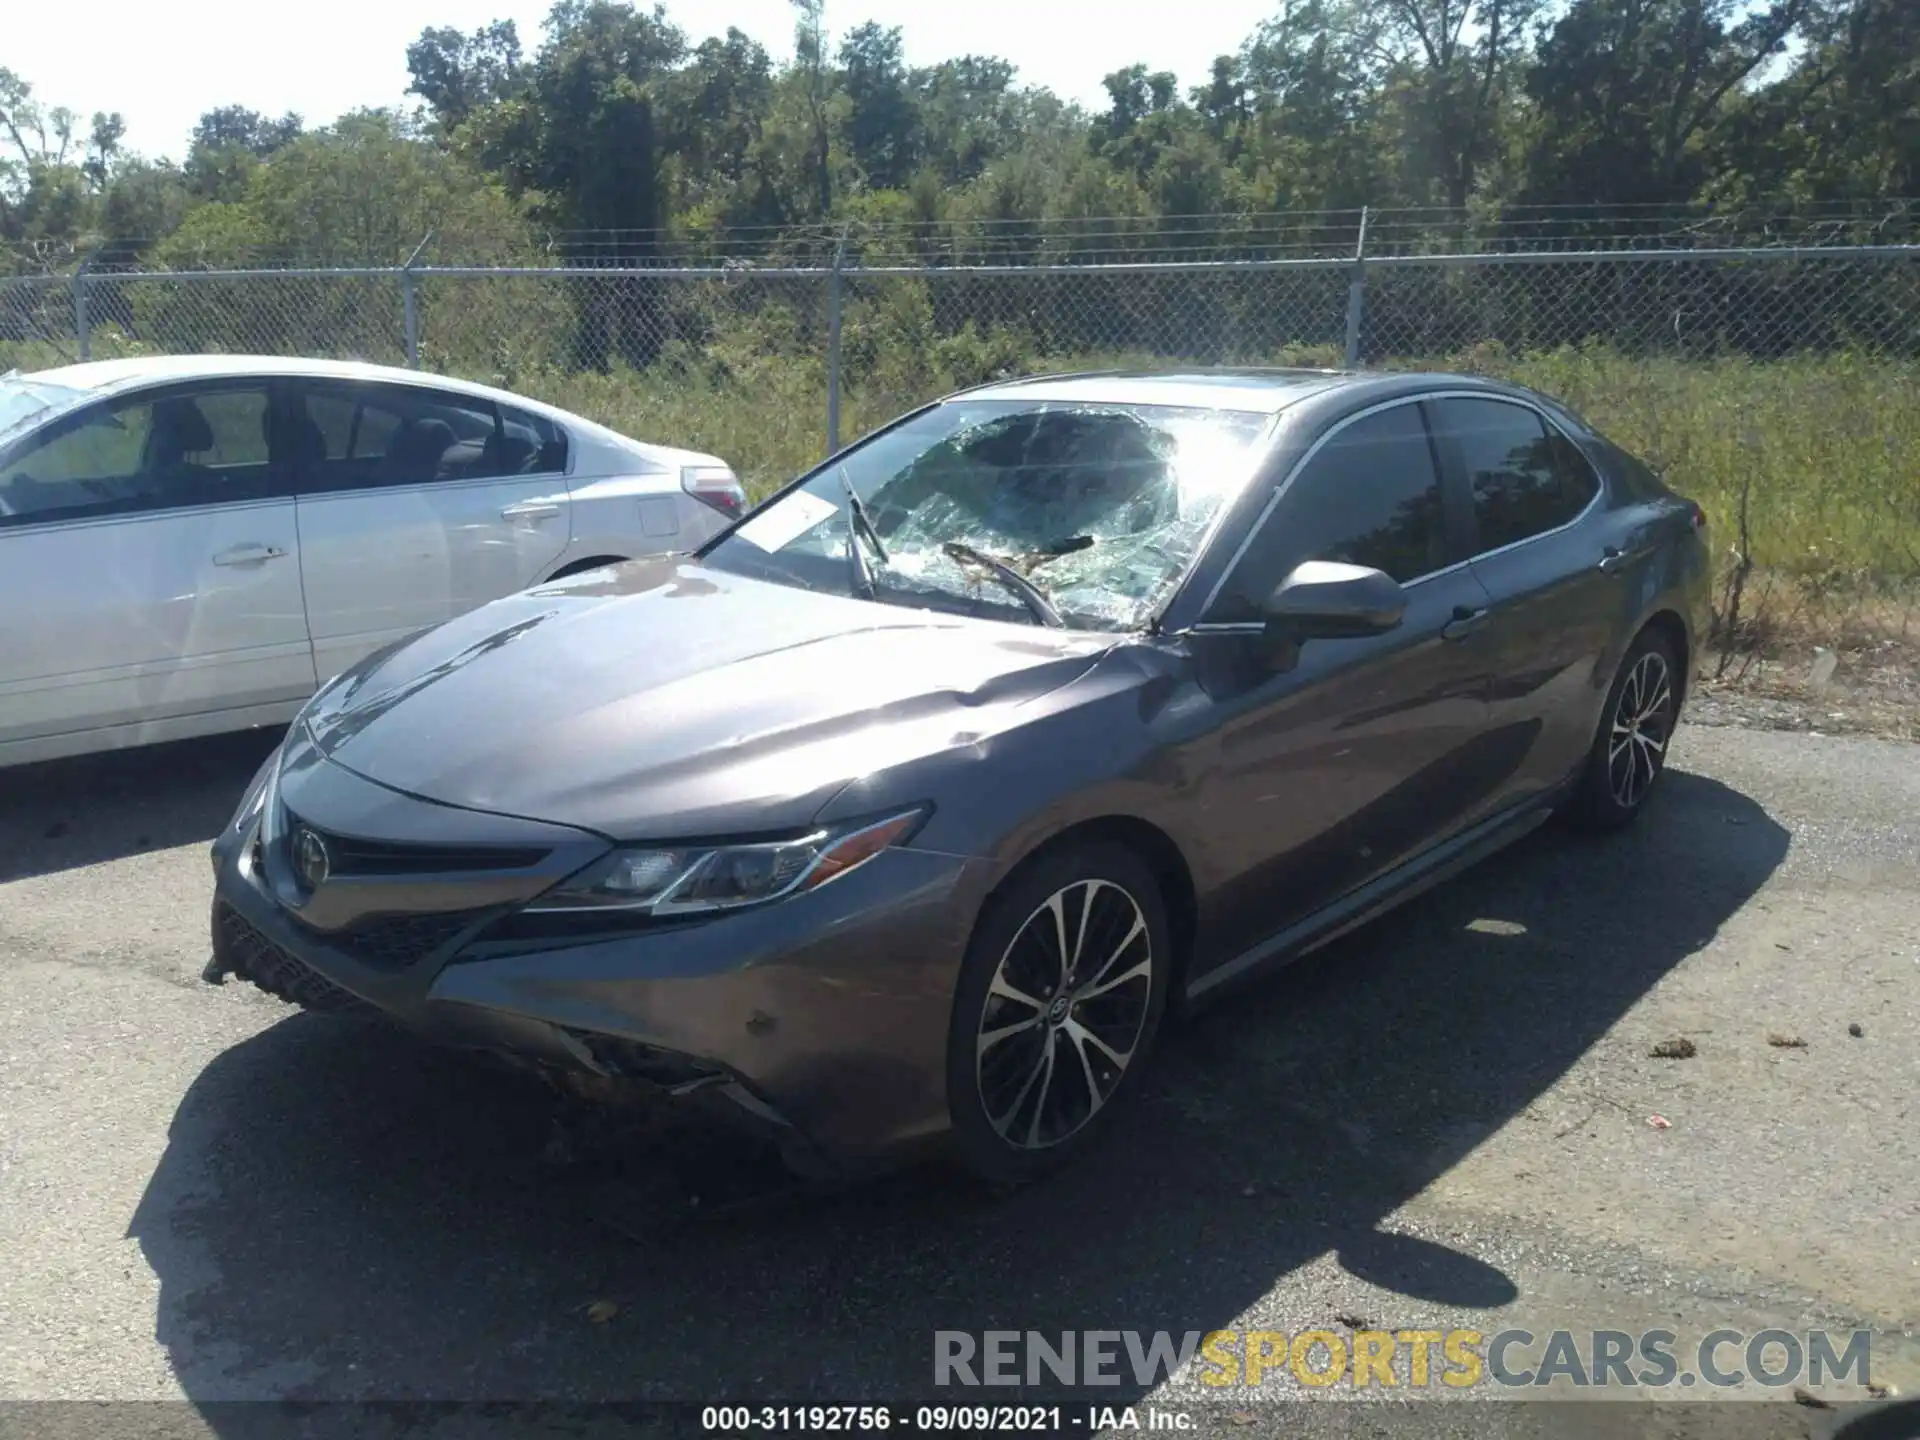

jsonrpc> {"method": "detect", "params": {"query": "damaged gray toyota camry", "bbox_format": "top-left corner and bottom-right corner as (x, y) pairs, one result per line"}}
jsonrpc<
(207, 369), (1710, 1182)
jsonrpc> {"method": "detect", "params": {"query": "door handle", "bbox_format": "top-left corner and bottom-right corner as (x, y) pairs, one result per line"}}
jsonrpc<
(212, 544), (288, 566)
(1442, 605), (1489, 642)
(1597, 545), (1646, 575)
(501, 501), (561, 521)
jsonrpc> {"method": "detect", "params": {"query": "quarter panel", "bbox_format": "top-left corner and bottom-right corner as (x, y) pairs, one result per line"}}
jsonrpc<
(550, 477), (730, 572)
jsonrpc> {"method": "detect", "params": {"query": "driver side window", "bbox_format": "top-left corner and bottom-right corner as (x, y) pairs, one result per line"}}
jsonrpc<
(1212, 401), (1447, 620)
(0, 384), (275, 529)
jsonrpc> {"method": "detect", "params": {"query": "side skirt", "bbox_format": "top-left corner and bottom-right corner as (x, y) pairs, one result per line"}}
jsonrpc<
(1182, 796), (1560, 1009)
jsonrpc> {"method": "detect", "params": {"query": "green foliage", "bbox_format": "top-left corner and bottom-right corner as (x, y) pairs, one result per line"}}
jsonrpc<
(11, 0), (1914, 271)
(144, 111), (536, 269)
(2, 0), (1914, 605)
(463, 311), (1920, 604)
(1501, 346), (1920, 584)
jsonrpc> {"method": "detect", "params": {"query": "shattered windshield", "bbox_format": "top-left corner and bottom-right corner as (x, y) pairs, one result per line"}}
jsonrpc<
(703, 399), (1270, 631)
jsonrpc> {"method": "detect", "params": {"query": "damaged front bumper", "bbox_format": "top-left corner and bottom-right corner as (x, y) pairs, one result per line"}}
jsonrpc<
(206, 748), (999, 1174)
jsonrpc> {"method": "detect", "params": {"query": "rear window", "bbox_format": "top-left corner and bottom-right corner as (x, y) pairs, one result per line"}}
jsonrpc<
(498, 405), (568, 475)
(291, 382), (568, 492)
(1428, 396), (1598, 553)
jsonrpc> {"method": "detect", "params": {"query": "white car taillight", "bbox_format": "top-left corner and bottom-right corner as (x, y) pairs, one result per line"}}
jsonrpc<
(681, 464), (747, 519)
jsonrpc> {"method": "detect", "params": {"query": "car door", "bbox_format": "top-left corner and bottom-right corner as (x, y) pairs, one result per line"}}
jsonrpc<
(0, 378), (312, 759)
(287, 378), (573, 681)
(1183, 398), (1510, 967)
(1425, 394), (1613, 810)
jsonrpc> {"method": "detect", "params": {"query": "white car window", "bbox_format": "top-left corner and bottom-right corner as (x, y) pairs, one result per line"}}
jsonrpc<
(0, 385), (277, 527)
(292, 381), (561, 493)
(496, 404), (568, 475)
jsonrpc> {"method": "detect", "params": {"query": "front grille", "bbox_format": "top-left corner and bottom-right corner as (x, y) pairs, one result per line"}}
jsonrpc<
(216, 904), (378, 1017)
(282, 810), (548, 876)
(335, 911), (486, 971)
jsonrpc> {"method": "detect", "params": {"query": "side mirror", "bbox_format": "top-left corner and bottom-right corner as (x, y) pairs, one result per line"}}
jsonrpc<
(1262, 560), (1406, 638)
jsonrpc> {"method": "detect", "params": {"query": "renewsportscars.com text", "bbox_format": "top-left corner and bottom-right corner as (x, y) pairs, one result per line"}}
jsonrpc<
(933, 1328), (1873, 1390)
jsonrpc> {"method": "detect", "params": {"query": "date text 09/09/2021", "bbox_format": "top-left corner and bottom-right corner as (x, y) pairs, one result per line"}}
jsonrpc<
(701, 1406), (1193, 1432)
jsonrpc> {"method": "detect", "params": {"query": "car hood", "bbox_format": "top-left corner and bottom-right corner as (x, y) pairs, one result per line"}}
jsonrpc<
(304, 558), (1116, 837)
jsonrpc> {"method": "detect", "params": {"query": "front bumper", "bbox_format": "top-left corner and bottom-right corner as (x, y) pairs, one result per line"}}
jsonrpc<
(208, 749), (998, 1166)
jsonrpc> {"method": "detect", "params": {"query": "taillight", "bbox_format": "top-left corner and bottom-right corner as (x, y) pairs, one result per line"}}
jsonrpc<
(681, 464), (747, 519)
(1687, 501), (1707, 531)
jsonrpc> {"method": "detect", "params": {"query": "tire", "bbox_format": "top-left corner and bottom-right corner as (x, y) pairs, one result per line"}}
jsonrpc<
(1564, 627), (1681, 831)
(945, 842), (1171, 1184)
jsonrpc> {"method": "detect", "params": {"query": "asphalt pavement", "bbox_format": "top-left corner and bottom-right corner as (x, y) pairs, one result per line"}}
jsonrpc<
(0, 720), (1915, 1437)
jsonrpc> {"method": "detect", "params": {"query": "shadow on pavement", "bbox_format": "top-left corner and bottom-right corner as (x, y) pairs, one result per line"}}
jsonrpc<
(0, 729), (282, 883)
(128, 769), (1789, 1415)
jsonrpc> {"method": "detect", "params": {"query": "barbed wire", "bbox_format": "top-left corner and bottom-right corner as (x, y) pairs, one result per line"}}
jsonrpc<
(6, 201), (1917, 276)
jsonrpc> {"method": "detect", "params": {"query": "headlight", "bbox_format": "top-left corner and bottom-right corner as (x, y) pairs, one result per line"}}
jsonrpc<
(527, 807), (927, 917)
(228, 755), (277, 835)
(214, 754), (278, 872)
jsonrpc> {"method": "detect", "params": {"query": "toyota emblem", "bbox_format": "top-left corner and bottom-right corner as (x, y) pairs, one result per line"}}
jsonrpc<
(292, 827), (331, 890)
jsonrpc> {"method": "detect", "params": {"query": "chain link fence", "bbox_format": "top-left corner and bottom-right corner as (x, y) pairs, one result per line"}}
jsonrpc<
(5, 245), (1914, 448)
(4, 233), (1919, 658)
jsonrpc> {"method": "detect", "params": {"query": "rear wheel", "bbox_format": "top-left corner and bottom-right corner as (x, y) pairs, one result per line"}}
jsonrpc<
(945, 843), (1169, 1184)
(1565, 628), (1680, 830)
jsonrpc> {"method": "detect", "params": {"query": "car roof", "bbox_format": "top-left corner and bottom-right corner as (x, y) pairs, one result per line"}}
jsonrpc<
(955, 368), (1358, 415)
(20, 354), (549, 411)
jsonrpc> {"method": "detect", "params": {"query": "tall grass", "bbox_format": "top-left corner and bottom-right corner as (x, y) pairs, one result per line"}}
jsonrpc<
(514, 342), (1920, 610)
(9, 311), (1916, 646)
(1496, 347), (1920, 590)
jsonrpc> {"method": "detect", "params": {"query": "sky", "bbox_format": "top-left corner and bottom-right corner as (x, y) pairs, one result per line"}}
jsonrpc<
(8, 0), (1280, 163)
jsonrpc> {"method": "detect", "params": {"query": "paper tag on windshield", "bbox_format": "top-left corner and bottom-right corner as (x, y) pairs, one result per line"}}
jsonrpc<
(734, 490), (840, 552)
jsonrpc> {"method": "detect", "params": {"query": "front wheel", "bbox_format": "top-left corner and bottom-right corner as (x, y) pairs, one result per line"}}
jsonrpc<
(1565, 628), (1680, 830)
(945, 844), (1170, 1185)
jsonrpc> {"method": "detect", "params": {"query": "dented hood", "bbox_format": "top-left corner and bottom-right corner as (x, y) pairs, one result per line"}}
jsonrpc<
(302, 558), (1114, 838)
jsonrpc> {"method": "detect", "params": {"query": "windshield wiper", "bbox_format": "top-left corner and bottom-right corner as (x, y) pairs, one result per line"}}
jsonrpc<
(941, 542), (1064, 628)
(839, 467), (888, 599)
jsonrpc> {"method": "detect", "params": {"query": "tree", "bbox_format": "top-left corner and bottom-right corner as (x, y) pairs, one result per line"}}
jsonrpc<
(184, 106), (303, 202)
(1706, 0), (1920, 203)
(475, 1), (685, 237)
(82, 113), (125, 190)
(0, 69), (84, 250)
(839, 23), (918, 190)
(0, 68), (78, 174)
(96, 160), (190, 257)
(406, 20), (525, 132)
(159, 109), (530, 266)
(1351, 0), (1542, 208)
(914, 56), (1019, 184)
(1099, 65), (1182, 141)
(790, 0), (836, 217)
(190, 105), (303, 158)
(1522, 0), (1819, 205)
(656, 29), (778, 228)
(1239, 0), (1387, 211)
(660, 29), (774, 187)
(1194, 56), (1252, 153)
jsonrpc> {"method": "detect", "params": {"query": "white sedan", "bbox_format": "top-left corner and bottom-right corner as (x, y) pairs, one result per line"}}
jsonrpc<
(0, 355), (747, 768)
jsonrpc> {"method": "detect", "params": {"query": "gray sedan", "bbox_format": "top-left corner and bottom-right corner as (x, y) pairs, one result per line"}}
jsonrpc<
(206, 368), (1711, 1183)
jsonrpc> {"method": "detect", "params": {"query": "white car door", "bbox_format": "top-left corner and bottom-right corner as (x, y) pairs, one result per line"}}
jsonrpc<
(287, 378), (573, 681)
(0, 379), (313, 764)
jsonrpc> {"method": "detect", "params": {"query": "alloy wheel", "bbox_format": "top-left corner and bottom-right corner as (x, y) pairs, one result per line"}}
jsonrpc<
(1607, 650), (1675, 809)
(974, 879), (1154, 1151)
